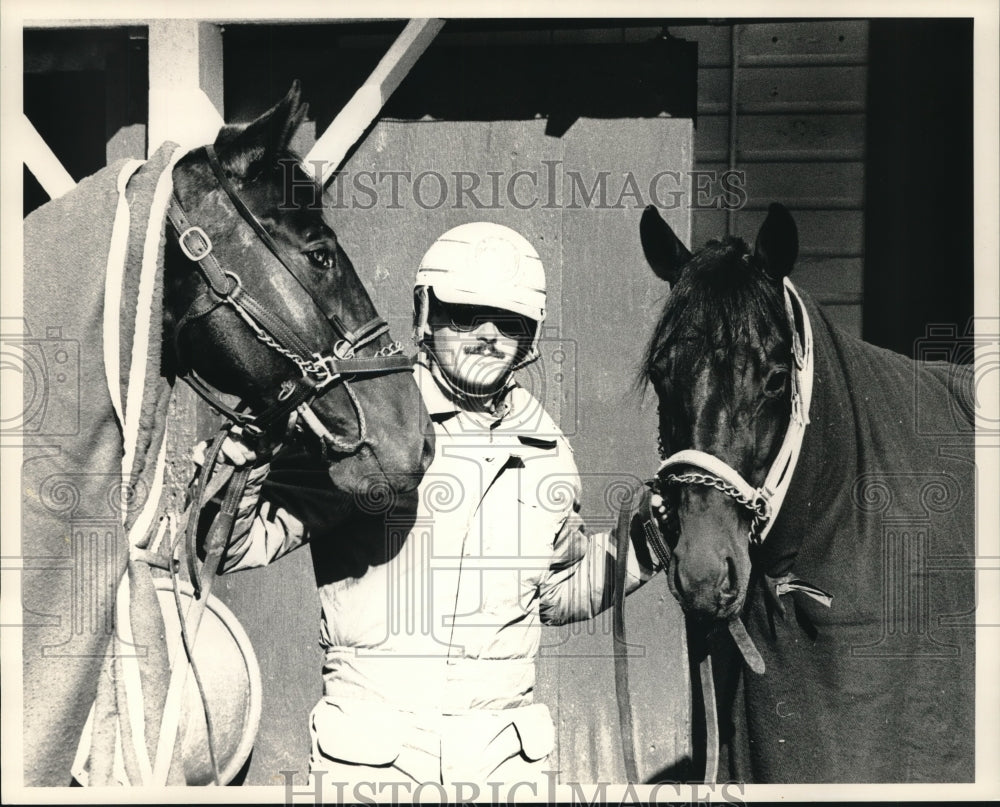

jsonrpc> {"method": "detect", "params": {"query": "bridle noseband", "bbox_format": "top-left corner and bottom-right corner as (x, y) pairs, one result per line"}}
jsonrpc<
(165, 145), (413, 452)
(655, 277), (814, 547)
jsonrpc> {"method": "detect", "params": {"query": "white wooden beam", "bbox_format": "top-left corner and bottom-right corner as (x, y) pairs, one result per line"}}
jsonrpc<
(21, 114), (76, 200)
(147, 20), (225, 155)
(306, 18), (445, 185)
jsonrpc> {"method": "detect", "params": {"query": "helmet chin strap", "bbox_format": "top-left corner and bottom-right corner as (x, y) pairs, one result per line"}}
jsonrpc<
(422, 342), (515, 412)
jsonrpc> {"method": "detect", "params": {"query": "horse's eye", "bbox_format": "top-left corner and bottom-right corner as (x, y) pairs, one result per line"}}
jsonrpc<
(763, 367), (789, 398)
(306, 248), (336, 270)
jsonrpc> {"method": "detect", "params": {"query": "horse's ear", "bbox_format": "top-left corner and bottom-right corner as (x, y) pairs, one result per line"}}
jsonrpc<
(212, 80), (309, 178)
(640, 205), (691, 283)
(753, 203), (799, 280)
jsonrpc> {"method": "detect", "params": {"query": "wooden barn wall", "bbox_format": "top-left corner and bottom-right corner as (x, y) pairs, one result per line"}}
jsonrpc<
(686, 20), (869, 336)
(218, 115), (697, 785)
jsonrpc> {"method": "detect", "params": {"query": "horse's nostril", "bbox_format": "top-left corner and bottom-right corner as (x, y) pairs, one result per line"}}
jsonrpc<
(722, 556), (738, 594)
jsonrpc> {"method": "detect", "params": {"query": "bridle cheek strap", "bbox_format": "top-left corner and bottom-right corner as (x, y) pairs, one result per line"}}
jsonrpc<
(657, 278), (814, 545)
(757, 278), (813, 542)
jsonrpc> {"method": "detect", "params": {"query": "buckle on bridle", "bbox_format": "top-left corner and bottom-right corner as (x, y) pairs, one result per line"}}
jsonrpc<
(311, 353), (343, 389)
(333, 339), (356, 360)
(748, 493), (772, 545)
(178, 226), (213, 262)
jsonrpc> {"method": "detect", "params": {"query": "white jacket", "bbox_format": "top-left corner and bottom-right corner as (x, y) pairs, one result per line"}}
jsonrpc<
(223, 361), (658, 717)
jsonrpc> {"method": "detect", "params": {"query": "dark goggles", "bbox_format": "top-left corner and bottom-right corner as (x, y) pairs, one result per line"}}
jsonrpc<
(439, 301), (533, 340)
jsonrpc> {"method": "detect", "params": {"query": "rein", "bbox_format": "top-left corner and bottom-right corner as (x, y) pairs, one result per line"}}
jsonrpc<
(127, 421), (252, 786)
(165, 145), (414, 451)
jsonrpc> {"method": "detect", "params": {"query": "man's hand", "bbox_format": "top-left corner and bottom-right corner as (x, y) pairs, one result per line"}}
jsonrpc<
(650, 492), (668, 521)
(192, 413), (297, 469)
(192, 432), (259, 468)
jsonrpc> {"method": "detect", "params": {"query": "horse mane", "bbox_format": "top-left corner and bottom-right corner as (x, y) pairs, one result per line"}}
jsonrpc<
(638, 236), (792, 395)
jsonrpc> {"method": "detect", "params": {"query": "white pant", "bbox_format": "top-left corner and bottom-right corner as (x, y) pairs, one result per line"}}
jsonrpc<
(308, 698), (555, 791)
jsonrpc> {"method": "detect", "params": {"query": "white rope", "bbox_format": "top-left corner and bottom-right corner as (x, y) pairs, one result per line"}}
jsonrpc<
(102, 159), (146, 435)
(120, 145), (183, 514)
(114, 572), (154, 785)
(150, 542), (194, 786)
(126, 421), (170, 549)
(95, 147), (183, 785)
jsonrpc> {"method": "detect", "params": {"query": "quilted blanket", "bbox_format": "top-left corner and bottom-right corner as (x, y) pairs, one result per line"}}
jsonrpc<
(21, 143), (187, 786)
(715, 289), (976, 783)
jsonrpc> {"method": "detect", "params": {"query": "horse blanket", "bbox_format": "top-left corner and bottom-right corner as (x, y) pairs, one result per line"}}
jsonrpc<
(714, 289), (976, 783)
(20, 142), (189, 786)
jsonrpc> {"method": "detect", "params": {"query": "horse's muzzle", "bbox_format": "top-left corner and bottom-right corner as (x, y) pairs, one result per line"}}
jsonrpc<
(668, 552), (745, 620)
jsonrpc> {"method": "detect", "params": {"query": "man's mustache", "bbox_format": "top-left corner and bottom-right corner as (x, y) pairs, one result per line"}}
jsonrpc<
(463, 343), (506, 359)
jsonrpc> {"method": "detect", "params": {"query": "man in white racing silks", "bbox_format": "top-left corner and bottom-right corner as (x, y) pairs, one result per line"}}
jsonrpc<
(209, 222), (665, 789)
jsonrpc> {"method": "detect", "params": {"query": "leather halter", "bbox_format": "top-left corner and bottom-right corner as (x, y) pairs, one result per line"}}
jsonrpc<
(150, 151), (418, 781)
(655, 277), (814, 547)
(165, 145), (414, 448)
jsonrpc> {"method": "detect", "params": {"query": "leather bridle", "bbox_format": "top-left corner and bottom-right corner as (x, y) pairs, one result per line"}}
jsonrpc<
(165, 144), (414, 452)
(152, 146), (418, 783)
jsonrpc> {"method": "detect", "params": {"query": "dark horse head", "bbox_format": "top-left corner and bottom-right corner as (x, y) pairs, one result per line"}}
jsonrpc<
(639, 204), (800, 620)
(164, 82), (433, 503)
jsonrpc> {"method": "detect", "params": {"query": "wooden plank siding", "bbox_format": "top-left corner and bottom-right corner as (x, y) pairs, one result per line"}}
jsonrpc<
(686, 21), (868, 336)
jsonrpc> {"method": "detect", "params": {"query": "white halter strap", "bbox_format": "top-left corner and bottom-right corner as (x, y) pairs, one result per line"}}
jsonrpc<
(657, 277), (814, 545)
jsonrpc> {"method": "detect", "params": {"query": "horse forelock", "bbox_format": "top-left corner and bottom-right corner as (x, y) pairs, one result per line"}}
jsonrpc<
(643, 238), (790, 380)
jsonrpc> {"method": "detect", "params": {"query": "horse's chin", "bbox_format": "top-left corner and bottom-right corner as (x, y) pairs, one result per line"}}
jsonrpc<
(683, 593), (747, 623)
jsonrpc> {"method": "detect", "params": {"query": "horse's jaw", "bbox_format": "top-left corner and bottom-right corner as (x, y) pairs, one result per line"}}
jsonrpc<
(324, 439), (432, 505)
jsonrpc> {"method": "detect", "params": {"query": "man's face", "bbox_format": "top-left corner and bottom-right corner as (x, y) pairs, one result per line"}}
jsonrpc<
(427, 300), (533, 395)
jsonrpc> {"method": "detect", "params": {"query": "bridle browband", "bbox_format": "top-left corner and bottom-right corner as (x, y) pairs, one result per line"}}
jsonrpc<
(654, 276), (814, 548)
(165, 144), (414, 452)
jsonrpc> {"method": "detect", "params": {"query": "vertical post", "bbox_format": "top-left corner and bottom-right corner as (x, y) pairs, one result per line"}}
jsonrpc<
(147, 20), (224, 155)
(726, 23), (740, 238)
(146, 19), (218, 539)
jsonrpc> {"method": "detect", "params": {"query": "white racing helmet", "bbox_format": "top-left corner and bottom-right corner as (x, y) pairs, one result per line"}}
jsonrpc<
(413, 222), (546, 369)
